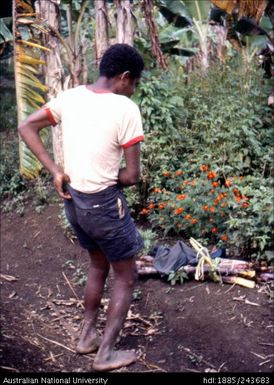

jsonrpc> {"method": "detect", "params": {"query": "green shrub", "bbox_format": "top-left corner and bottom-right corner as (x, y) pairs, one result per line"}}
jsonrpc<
(225, 176), (273, 260)
(138, 228), (157, 254)
(133, 59), (273, 259)
(126, 70), (187, 211)
(0, 121), (28, 199)
(0, 89), (17, 132)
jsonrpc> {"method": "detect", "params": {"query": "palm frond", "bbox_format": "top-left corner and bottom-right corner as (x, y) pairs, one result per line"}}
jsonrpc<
(13, 0), (49, 180)
(19, 39), (51, 51)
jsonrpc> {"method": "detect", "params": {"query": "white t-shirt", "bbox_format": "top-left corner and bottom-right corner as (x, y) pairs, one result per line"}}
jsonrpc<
(45, 85), (144, 193)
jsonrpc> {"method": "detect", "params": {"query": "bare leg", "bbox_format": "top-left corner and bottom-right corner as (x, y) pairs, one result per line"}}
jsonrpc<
(76, 249), (110, 354)
(93, 257), (137, 371)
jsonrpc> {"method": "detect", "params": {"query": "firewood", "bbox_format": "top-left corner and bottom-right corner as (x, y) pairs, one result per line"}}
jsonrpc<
(136, 259), (256, 281)
(256, 273), (274, 282)
(137, 266), (158, 275)
(182, 265), (255, 279)
(217, 258), (252, 270)
(222, 276), (256, 289)
(136, 261), (154, 269)
(139, 255), (154, 263)
(255, 266), (273, 273)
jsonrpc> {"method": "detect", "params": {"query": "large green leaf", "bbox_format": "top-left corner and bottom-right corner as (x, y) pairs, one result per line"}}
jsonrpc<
(159, 0), (211, 24)
(158, 0), (192, 27)
(157, 0), (212, 64)
(159, 24), (197, 56)
(181, 0), (211, 22)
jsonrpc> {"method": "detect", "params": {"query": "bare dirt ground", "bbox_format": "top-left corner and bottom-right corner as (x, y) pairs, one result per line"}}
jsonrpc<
(1, 202), (273, 375)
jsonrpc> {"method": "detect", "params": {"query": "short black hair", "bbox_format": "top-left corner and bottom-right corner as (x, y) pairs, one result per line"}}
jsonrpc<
(99, 44), (144, 79)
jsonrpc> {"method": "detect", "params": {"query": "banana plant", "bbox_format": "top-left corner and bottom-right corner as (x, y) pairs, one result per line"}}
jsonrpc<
(157, 0), (212, 71)
(157, 0), (273, 71)
(209, 0), (273, 69)
(13, 0), (49, 179)
(210, 0), (273, 47)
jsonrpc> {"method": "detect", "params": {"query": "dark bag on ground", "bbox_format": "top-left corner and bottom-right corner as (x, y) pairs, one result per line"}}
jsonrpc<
(150, 241), (226, 275)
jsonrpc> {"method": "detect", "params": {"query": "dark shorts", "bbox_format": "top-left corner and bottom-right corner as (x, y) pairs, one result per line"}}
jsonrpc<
(64, 184), (144, 262)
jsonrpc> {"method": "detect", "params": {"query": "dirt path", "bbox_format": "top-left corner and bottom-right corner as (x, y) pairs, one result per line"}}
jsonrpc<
(1, 203), (273, 374)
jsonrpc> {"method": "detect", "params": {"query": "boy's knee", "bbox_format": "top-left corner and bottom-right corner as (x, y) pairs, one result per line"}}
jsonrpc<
(116, 268), (137, 289)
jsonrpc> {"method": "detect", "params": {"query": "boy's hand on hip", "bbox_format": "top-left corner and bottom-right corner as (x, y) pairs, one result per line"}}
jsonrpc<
(53, 171), (72, 199)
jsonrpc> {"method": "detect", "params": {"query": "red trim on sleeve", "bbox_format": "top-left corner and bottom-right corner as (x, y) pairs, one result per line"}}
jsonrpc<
(44, 107), (58, 126)
(122, 135), (144, 149)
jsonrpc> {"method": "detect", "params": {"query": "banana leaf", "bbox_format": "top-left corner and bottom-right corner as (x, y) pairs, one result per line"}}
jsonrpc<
(235, 17), (271, 40)
(167, 47), (197, 57)
(159, 4), (192, 28)
(209, 1), (272, 53)
(157, 0), (212, 66)
(159, 24), (197, 57)
(181, 0), (211, 22)
(208, 6), (227, 25)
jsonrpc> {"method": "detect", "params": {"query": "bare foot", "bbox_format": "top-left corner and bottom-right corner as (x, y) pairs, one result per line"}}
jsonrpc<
(76, 321), (101, 354)
(93, 349), (137, 371)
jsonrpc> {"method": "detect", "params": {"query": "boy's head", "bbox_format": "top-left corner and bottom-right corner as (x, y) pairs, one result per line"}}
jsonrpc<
(99, 43), (144, 79)
(99, 44), (144, 97)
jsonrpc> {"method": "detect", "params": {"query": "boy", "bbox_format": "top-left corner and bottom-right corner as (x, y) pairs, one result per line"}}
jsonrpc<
(19, 44), (144, 371)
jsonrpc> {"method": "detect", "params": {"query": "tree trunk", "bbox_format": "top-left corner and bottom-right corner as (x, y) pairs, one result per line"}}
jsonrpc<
(36, 0), (64, 169)
(115, 0), (133, 46)
(95, 0), (109, 66)
(140, 0), (167, 69)
(70, 0), (89, 87)
(209, 25), (228, 63)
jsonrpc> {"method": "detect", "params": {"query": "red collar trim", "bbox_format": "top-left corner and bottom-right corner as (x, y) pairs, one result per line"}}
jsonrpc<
(85, 85), (112, 94)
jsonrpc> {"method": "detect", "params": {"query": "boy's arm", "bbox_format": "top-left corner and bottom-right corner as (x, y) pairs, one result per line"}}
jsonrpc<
(18, 108), (71, 199)
(118, 142), (141, 187)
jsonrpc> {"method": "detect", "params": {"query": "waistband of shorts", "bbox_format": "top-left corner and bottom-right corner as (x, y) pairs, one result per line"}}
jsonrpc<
(67, 184), (119, 199)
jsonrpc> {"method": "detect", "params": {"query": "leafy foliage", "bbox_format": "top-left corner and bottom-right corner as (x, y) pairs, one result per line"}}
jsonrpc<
(138, 228), (157, 255)
(133, 58), (273, 259)
(168, 268), (188, 285)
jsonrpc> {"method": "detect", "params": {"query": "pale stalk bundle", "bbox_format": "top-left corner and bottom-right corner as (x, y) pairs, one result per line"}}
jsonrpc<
(189, 237), (220, 282)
